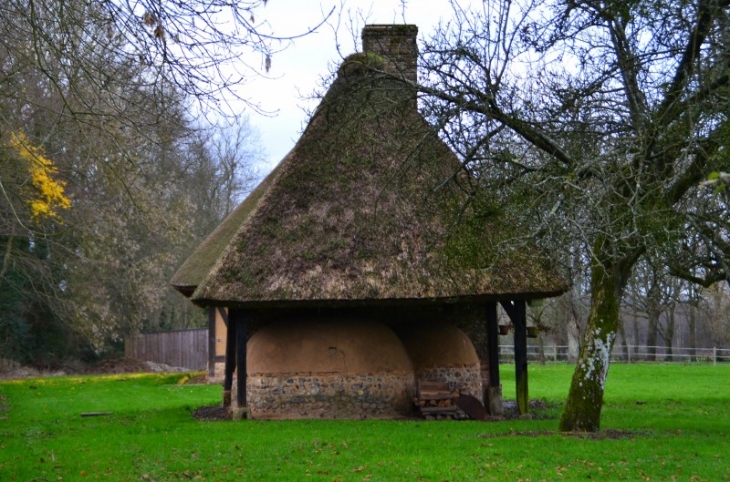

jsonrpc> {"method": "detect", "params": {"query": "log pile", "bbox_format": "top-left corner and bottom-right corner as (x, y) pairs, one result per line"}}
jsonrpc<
(414, 381), (467, 420)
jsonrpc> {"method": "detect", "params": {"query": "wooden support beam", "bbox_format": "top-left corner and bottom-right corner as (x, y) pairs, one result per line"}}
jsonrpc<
(223, 311), (237, 407)
(207, 308), (216, 379)
(486, 302), (500, 389)
(513, 300), (528, 415)
(230, 309), (248, 410)
(485, 301), (503, 416)
(501, 300), (528, 415)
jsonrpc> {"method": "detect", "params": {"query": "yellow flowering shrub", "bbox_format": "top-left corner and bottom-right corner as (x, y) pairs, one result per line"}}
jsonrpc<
(9, 131), (71, 221)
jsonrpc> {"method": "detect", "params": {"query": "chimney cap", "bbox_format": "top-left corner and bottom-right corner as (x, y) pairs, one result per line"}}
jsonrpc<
(361, 24), (419, 83)
(362, 24), (419, 34)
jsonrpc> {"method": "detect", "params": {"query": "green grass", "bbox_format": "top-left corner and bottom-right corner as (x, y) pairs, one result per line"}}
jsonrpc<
(1, 364), (729, 481)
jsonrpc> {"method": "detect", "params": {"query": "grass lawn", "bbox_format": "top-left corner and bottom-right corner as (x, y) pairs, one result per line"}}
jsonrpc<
(1, 364), (729, 481)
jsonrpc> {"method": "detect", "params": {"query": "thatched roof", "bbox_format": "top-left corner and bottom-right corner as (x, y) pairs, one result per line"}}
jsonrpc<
(181, 38), (568, 308)
(170, 164), (282, 296)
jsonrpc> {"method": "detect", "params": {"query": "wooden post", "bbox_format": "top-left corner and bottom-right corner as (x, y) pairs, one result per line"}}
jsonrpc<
(223, 312), (237, 407)
(513, 300), (528, 415)
(485, 302), (503, 415)
(207, 308), (216, 379)
(501, 300), (528, 415)
(486, 302), (501, 388)
(230, 309), (248, 411)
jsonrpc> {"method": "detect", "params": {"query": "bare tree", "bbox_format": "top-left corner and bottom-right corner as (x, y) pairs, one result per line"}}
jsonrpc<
(625, 260), (688, 360)
(0, 0), (276, 361)
(703, 282), (730, 347)
(419, 0), (730, 431)
(205, 117), (264, 215)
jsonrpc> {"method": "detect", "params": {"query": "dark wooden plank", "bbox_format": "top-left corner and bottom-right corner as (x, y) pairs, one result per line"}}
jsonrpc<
(418, 391), (456, 401)
(500, 300), (529, 414)
(231, 309), (248, 410)
(418, 381), (450, 391)
(486, 301), (500, 389)
(223, 314), (236, 394)
(419, 406), (460, 414)
(454, 394), (487, 421)
(208, 308), (216, 378)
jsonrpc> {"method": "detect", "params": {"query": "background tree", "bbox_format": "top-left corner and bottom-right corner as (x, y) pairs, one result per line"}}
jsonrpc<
(419, 0), (730, 431)
(702, 282), (730, 347)
(0, 0), (269, 364)
(624, 260), (683, 360)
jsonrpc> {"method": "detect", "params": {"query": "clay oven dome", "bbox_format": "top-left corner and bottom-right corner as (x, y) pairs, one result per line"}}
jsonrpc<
(395, 324), (482, 398)
(245, 319), (415, 419)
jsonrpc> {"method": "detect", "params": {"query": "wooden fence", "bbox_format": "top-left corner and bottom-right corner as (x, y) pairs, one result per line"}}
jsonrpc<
(124, 328), (207, 370)
(498, 344), (730, 364)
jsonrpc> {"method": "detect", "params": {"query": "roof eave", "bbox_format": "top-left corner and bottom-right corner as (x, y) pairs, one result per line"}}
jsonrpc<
(191, 287), (569, 310)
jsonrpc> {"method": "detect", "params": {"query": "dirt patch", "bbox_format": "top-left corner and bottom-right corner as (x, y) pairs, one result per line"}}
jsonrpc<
(193, 404), (232, 421)
(499, 399), (554, 420)
(183, 373), (210, 385)
(191, 398), (558, 423)
(560, 428), (644, 440)
(85, 358), (153, 374)
(478, 428), (641, 440)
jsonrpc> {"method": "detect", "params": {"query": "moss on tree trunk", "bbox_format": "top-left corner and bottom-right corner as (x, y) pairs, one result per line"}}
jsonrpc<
(559, 249), (631, 432)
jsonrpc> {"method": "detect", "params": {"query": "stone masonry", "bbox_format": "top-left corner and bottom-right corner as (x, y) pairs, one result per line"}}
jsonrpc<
(415, 364), (483, 398)
(235, 371), (417, 420)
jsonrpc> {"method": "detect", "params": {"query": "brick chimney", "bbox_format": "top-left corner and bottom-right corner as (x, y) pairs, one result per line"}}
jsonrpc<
(362, 24), (419, 83)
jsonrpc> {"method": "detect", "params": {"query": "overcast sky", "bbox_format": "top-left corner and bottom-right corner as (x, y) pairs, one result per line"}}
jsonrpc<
(233, 1), (465, 174)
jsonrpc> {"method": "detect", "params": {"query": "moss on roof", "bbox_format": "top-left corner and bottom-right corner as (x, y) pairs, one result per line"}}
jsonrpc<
(170, 163), (283, 296)
(337, 52), (386, 77)
(184, 54), (568, 307)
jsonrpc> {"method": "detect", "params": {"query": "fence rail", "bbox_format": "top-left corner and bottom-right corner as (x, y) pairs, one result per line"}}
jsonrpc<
(125, 330), (729, 370)
(498, 344), (730, 364)
(124, 328), (207, 370)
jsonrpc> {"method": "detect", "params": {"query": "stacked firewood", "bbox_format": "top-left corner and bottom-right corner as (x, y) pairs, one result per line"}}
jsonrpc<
(414, 381), (466, 420)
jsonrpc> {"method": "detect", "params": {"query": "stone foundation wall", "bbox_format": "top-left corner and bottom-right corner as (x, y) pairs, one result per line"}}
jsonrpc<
(235, 372), (417, 420)
(208, 361), (225, 384)
(414, 364), (483, 401)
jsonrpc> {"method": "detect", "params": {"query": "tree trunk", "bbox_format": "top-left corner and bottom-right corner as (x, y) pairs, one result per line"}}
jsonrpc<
(646, 282), (660, 361)
(646, 311), (660, 360)
(559, 255), (628, 432)
(618, 320), (629, 362)
(688, 302), (697, 362)
(567, 312), (581, 363)
(0, 230), (14, 286)
(538, 333), (546, 365)
(632, 311), (641, 360)
(664, 304), (676, 361)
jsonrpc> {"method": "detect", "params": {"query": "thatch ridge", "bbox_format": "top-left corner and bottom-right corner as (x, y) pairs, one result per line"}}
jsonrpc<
(188, 54), (568, 307)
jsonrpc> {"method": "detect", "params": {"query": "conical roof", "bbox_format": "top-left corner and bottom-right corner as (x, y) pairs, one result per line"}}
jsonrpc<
(170, 164), (282, 296)
(181, 31), (567, 308)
